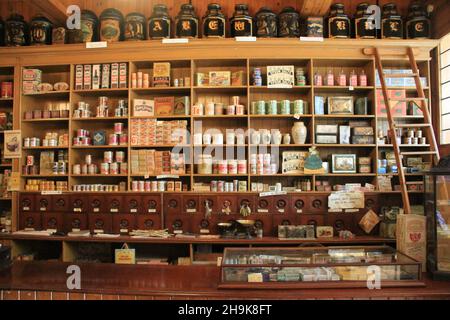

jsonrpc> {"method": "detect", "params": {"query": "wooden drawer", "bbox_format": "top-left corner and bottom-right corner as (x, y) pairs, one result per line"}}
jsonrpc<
(106, 195), (124, 214)
(142, 195), (162, 215)
(64, 213), (88, 233)
(136, 214), (162, 230)
(163, 194), (182, 216)
(307, 195), (328, 214)
(19, 212), (42, 230)
(88, 195), (107, 214)
(42, 212), (64, 232)
(35, 194), (52, 212)
(52, 195), (70, 212)
(19, 193), (35, 212)
(112, 214), (136, 234)
(88, 213), (113, 234)
(124, 195), (142, 214)
(70, 195), (88, 213)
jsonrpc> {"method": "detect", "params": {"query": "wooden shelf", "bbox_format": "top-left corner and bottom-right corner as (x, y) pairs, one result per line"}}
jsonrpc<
(130, 174), (191, 177)
(250, 114), (313, 118)
(131, 87), (190, 92)
(131, 144), (190, 148)
(23, 91), (69, 97)
(378, 115), (424, 119)
(314, 86), (374, 91)
(249, 144), (312, 148)
(377, 86), (430, 91)
(22, 118), (69, 122)
(194, 174), (248, 177)
(71, 174), (128, 178)
(249, 85), (311, 91)
(0, 97), (14, 101)
(72, 117), (128, 121)
(72, 145), (128, 149)
(22, 175), (69, 178)
(315, 144), (376, 147)
(193, 115), (248, 119)
(379, 144), (431, 148)
(250, 174), (313, 177)
(0, 197), (12, 201)
(131, 115), (190, 119)
(315, 115), (375, 119)
(0, 164), (12, 167)
(23, 146), (69, 150)
(72, 88), (129, 94)
(194, 144), (248, 147)
(316, 173), (376, 177)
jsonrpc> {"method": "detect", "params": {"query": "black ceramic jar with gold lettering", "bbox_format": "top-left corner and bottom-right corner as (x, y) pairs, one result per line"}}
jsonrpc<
(406, 2), (431, 39)
(203, 3), (226, 38)
(327, 3), (351, 39)
(278, 7), (300, 38)
(354, 2), (377, 39)
(30, 15), (53, 45)
(255, 7), (277, 38)
(125, 12), (146, 41)
(100, 8), (124, 42)
(381, 3), (403, 39)
(230, 4), (253, 37)
(176, 3), (199, 38)
(149, 4), (171, 39)
(5, 14), (28, 46)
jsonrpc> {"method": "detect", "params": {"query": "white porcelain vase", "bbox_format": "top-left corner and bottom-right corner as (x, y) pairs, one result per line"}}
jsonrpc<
(292, 122), (307, 144)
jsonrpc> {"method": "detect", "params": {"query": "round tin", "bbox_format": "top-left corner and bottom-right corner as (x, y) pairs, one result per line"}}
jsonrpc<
(104, 151), (114, 163)
(101, 163), (110, 174)
(109, 134), (119, 146)
(114, 122), (124, 134)
(255, 7), (277, 38)
(1, 82), (13, 98)
(211, 180), (218, 192)
(268, 100), (278, 115)
(238, 160), (247, 174)
(228, 160), (238, 174)
(85, 154), (92, 165)
(132, 180), (138, 191)
(278, 7), (300, 38)
(116, 151), (125, 163)
(73, 164), (81, 175)
(280, 100), (291, 114)
(110, 163), (119, 175)
(144, 181), (151, 192)
(293, 100), (304, 114)
(218, 160), (228, 174)
(24, 138), (31, 148)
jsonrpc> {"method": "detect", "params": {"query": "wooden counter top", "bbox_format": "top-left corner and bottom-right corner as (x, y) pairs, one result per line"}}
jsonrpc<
(1, 261), (450, 300)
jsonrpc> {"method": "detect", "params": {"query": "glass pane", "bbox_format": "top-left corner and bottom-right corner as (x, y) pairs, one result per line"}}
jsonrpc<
(436, 175), (450, 272)
(441, 50), (450, 68)
(442, 129), (450, 145)
(443, 82), (450, 100)
(442, 66), (450, 84)
(442, 114), (450, 130)
(441, 34), (450, 54)
(442, 98), (450, 114)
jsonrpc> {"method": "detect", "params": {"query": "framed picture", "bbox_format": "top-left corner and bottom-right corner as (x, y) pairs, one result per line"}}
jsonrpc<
(328, 96), (354, 114)
(332, 154), (356, 173)
(3, 130), (21, 159)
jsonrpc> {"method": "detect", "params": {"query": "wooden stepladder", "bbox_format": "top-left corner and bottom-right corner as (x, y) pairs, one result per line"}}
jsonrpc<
(364, 46), (441, 214)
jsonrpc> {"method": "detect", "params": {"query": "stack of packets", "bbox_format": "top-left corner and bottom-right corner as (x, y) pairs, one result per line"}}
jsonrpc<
(130, 229), (171, 239)
(332, 183), (376, 192)
(130, 119), (188, 146)
(131, 150), (185, 175)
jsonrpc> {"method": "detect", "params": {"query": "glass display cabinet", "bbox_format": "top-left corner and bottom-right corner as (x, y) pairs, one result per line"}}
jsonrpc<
(425, 156), (450, 280)
(219, 246), (423, 289)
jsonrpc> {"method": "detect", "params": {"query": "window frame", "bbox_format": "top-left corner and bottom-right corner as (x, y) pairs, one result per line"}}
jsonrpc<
(440, 34), (450, 146)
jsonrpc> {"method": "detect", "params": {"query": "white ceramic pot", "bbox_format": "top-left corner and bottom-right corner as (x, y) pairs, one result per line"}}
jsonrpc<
(292, 122), (307, 144)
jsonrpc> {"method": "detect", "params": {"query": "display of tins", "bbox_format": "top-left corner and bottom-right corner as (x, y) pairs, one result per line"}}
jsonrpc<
(125, 12), (146, 41)
(255, 7), (277, 38)
(0, 17), (5, 46)
(278, 7), (300, 38)
(52, 27), (66, 44)
(381, 3), (403, 39)
(406, 1), (431, 39)
(30, 15), (53, 45)
(176, 3), (199, 38)
(148, 4), (171, 39)
(203, 3), (226, 38)
(327, 3), (350, 38)
(354, 2), (377, 39)
(230, 4), (253, 37)
(5, 14), (28, 46)
(99, 8), (124, 42)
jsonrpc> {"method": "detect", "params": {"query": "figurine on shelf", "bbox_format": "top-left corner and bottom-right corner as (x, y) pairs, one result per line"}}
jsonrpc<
(304, 146), (325, 174)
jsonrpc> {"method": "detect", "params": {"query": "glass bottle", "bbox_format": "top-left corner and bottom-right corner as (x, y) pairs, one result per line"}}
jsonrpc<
(203, 3), (226, 38)
(349, 70), (358, 87)
(326, 69), (334, 86)
(359, 69), (368, 86)
(230, 4), (253, 37)
(175, 3), (199, 38)
(314, 72), (323, 86)
(338, 69), (347, 86)
(148, 4), (171, 39)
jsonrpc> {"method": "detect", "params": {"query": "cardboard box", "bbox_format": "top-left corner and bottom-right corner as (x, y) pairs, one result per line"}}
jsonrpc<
(339, 125), (350, 144)
(83, 64), (92, 90)
(352, 127), (374, 136)
(155, 97), (174, 116)
(396, 214), (426, 269)
(376, 89), (406, 116)
(92, 64), (101, 90)
(22, 69), (42, 82)
(352, 136), (374, 144)
(316, 134), (337, 144)
(316, 124), (338, 135)
(119, 63), (128, 88)
(111, 63), (119, 88)
(173, 96), (190, 115)
(209, 71), (231, 86)
(75, 65), (83, 90)
(22, 81), (40, 95)
(101, 64), (111, 89)
(153, 62), (171, 87)
(231, 70), (245, 86)
(267, 65), (295, 87)
(133, 99), (154, 117)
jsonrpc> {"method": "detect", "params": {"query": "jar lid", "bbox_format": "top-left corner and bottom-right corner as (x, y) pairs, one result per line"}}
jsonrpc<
(81, 10), (98, 21)
(31, 15), (52, 24)
(257, 7), (276, 15)
(125, 12), (146, 19)
(382, 3), (398, 11)
(153, 4), (168, 11)
(7, 13), (25, 22)
(280, 6), (300, 14)
(331, 3), (345, 10)
(235, 4), (249, 11)
(181, 3), (194, 11)
(99, 8), (124, 20)
(208, 3), (222, 10)
(356, 2), (370, 11)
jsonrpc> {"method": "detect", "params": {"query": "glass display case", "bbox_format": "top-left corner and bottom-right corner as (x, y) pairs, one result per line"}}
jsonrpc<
(425, 156), (450, 280)
(219, 246), (423, 289)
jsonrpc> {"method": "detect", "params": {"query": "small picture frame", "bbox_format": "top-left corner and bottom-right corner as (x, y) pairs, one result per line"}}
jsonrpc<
(328, 96), (354, 114)
(332, 154), (357, 173)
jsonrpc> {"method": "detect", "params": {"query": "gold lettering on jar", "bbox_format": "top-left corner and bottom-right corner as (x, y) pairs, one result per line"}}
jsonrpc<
(182, 21), (191, 30)
(208, 20), (219, 30)
(234, 21), (245, 31)
(153, 21), (162, 31)
(415, 22), (424, 32)
(390, 21), (399, 32)
(336, 21), (347, 30)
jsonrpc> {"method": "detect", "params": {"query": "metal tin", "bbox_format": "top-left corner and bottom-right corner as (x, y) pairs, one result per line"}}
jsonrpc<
(30, 15), (52, 45)
(281, 100), (291, 114)
(73, 164), (81, 175)
(149, 4), (171, 39)
(101, 163), (109, 175)
(24, 137), (31, 148)
(116, 151), (125, 163)
(125, 12), (147, 41)
(354, 2), (377, 39)
(278, 7), (300, 38)
(109, 134), (119, 145)
(104, 151), (114, 163)
(381, 3), (403, 39)
(230, 4), (253, 37)
(100, 8), (124, 42)
(52, 162), (59, 175)
(5, 14), (28, 46)
(26, 155), (34, 166)
(406, 1), (431, 39)
(176, 3), (199, 38)
(268, 100), (277, 114)
(203, 3), (226, 38)
(327, 3), (351, 39)
(110, 162), (119, 175)
(58, 162), (67, 174)
(255, 7), (277, 38)
(114, 122), (124, 134)
(52, 27), (66, 44)
(1, 82), (13, 98)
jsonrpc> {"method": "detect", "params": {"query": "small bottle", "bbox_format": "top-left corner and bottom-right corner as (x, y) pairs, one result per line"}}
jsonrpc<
(349, 69), (358, 87)
(296, 68), (306, 86)
(314, 72), (323, 86)
(338, 68), (347, 86)
(359, 69), (367, 86)
(326, 69), (334, 86)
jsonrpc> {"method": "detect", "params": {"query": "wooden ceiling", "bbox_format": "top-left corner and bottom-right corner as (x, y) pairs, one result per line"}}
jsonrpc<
(1, 0), (415, 24)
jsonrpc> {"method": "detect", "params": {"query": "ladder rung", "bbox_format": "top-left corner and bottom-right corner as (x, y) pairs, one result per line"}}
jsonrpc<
(394, 123), (431, 128)
(384, 73), (418, 78)
(401, 151), (438, 156)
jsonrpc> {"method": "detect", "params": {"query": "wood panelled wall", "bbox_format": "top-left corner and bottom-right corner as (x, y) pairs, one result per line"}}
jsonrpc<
(1, 0), (414, 23)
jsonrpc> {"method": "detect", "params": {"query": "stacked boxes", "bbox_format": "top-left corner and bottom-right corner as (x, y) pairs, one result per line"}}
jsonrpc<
(131, 149), (185, 175)
(352, 126), (374, 144)
(130, 119), (188, 146)
(376, 89), (407, 116)
(375, 69), (427, 87)
(358, 157), (372, 173)
(75, 63), (128, 90)
(22, 69), (42, 94)
(316, 124), (338, 144)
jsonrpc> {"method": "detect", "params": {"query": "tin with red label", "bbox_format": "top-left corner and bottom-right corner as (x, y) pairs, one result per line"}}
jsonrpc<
(108, 134), (118, 145)
(100, 163), (109, 174)
(120, 162), (128, 174)
(1, 82), (13, 98)
(104, 151), (114, 163)
(119, 134), (128, 145)
(110, 162), (119, 175)
(144, 181), (151, 192)
(115, 151), (125, 163)
(132, 180), (138, 191)
(114, 122), (123, 134)
(26, 155), (35, 166)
